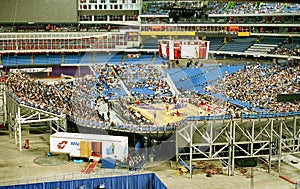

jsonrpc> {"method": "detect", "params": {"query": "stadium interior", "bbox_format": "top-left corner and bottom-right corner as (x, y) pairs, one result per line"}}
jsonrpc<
(0, 0), (300, 188)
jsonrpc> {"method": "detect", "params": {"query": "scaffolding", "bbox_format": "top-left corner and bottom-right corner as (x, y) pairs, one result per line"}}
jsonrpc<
(6, 91), (67, 151)
(176, 117), (300, 178)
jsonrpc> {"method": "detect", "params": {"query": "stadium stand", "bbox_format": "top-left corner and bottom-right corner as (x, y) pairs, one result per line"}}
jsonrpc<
(94, 52), (115, 64)
(33, 54), (62, 65)
(219, 38), (256, 52)
(64, 54), (84, 64)
(272, 38), (300, 56)
(124, 54), (153, 65)
(208, 37), (224, 51)
(118, 64), (174, 100)
(1, 1), (300, 133)
(208, 64), (300, 113)
(141, 2), (300, 16)
(107, 53), (124, 64)
(152, 56), (168, 65)
(143, 37), (160, 49)
(2, 55), (32, 66)
(93, 64), (128, 100)
(2, 2), (300, 189)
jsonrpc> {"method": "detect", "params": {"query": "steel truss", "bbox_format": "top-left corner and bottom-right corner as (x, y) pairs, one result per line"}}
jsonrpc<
(176, 117), (300, 178)
(6, 93), (67, 151)
(0, 83), (7, 125)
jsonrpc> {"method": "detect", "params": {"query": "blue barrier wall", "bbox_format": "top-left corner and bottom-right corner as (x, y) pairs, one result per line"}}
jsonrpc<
(0, 173), (167, 189)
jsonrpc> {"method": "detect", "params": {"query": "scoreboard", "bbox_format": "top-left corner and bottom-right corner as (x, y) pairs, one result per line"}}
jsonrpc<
(158, 40), (210, 60)
(0, 0), (77, 23)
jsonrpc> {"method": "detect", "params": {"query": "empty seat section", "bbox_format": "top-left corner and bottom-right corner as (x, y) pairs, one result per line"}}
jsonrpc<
(34, 54), (62, 65)
(220, 38), (256, 52)
(108, 54), (123, 64)
(64, 54), (83, 64)
(260, 37), (286, 45)
(2, 55), (17, 66)
(166, 65), (244, 93)
(208, 38), (224, 51)
(16, 55), (32, 65)
(94, 53), (114, 64)
(79, 53), (93, 64)
(47, 54), (62, 64)
(2, 55), (32, 66)
(153, 56), (168, 65)
(283, 38), (300, 49)
(143, 37), (158, 49)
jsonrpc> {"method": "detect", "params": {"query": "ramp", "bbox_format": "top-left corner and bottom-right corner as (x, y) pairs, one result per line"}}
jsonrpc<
(85, 159), (99, 174)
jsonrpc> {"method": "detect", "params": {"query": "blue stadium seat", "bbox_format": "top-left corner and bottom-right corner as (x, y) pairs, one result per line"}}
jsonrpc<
(64, 54), (84, 64)
(34, 54), (62, 65)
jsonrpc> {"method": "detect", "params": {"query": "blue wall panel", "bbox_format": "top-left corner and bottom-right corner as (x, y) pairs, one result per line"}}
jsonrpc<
(154, 175), (168, 189)
(0, 173), (167, 189)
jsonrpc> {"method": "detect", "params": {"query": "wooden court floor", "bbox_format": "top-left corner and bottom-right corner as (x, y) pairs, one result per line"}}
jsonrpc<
(131, 102), (210, 126)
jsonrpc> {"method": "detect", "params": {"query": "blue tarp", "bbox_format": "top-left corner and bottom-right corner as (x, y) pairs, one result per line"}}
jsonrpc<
(0, 173), (167, 189)
(102, 158), (116, 169)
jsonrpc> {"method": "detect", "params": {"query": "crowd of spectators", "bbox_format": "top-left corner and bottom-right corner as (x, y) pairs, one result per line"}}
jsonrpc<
(7, 72), (72, 115)
(273, 46), (300, 57)
(176, 91), (249, 117)
(142, 1), (300, 16)
(0, 24), (119, 33)
(208, 63), (300, 113)
(6, 71), (113, 125)
(6, 65), (166, 127)
(211, 2), (289, 15)
(92, 63), (178, 125)
(116, 64), (174, 101)
(128, 152), (145, 171)
(111, 98), (153, 126)
(5, 60), (300, 131)
(93, 64), (124, 97)
(92, 63), (175, 102)
(141, 1), (299, 25)
(71, 75), (103, 122)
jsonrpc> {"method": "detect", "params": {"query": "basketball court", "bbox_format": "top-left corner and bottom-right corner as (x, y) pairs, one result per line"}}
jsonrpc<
(130, 102), (210, 126)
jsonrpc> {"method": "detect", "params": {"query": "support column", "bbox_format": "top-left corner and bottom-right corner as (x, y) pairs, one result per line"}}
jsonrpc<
(8, 114), (12, 138)
(49, 121), (52, 134)
(78, 66), (81, 77)
(278, 121), (283, 174)
(7, 95), (13, 138)
(231, 121), (235, 176)
(228, 120), (233, 176)
(138, 0), (142, 48)
(63, 118), (67, 131)
(269, 119), (273, 173)
(14, 122), (17, 145)
(209, 121), (213, 158)
(250, 167), (254, 189)
(13, 100), (17, 143)
(293, 117), (297, 153)
(251, 120), (254, 157)
(3, 85), (7, 124)
(175, 126), (178, 162)
(189, 123), (193, 179)
(55, 120), (59, 132)
(18, 106), (22, 152)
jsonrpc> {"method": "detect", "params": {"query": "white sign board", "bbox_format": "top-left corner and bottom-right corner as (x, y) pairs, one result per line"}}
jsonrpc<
(50, 132), (128, 162)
